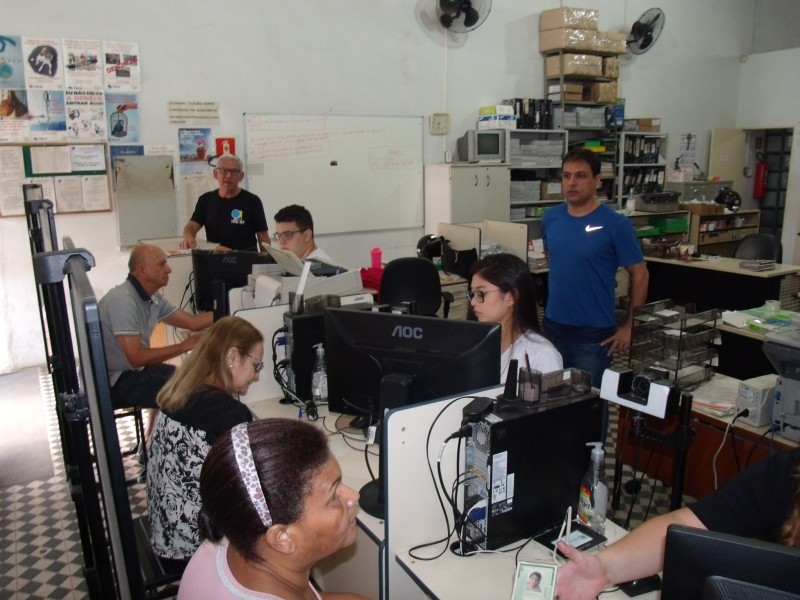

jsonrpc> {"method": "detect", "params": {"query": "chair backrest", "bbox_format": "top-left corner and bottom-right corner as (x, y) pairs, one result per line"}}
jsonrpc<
(734, 233), (782, 262)
(380, 257), (442, 316)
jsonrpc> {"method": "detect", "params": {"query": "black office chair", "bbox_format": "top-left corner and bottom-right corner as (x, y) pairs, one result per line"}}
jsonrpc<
(734, 233), (782, 263)
(380, 257), (453, 317)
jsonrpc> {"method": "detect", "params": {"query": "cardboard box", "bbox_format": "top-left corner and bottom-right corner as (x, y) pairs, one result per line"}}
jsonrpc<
(595, 31), (627, 54)
(540, 7), (598, 31)
(479, 104), (515, 116)
(477, 114), (516, 130)
(679, 202), (724, 216)
(545, 53), (602, 77)
(539, 28), (598, 52)
(590, 82), (618, 103)
(540, 180), (563, 200)
(603, 56), (620, 78)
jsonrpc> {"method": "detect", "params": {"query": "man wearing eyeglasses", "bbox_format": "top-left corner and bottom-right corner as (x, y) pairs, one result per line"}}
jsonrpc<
(273, 204), (332, 261)
(180, 155), (269, 251)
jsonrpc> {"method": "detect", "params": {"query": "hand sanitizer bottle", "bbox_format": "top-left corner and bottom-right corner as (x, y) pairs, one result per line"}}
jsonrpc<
(311, 343), (328, 403)
(577, 442), (608, 534)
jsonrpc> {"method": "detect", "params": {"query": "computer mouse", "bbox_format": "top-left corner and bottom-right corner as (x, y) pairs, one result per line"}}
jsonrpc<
(618, 574), (662, 597)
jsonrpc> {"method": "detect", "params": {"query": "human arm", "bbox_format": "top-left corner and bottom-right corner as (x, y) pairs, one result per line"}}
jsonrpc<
(257, 230), (270, 248)
(556, 507), (706, 600)
(163, 308), (213, 332)
(180, 220), (202, 250)
(554, 507), (704, 600)
(116, 332), (201, 368)
(600, 261), (649, 354)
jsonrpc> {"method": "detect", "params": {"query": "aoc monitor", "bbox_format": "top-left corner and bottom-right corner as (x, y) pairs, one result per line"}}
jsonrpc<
(662, 524), (800, 600)
(324, 308), (501, 418)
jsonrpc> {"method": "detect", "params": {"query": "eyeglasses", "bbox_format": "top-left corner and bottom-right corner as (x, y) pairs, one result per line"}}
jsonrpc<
(272, 229), (307, 242)
(465, 289), (502, 303)
(241, 351), (264, 374)
(215, 167), (242, 176)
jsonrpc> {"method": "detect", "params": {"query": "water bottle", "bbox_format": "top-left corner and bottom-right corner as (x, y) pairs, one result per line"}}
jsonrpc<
(311, 343), (328, 403)
(577, 442), (608, 534)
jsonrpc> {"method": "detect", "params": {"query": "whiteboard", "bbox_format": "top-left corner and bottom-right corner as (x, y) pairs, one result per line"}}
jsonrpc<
(244, 114), (423, 235)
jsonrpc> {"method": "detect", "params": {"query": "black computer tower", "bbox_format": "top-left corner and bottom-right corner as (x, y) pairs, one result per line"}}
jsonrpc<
(464, 393), (603, 550)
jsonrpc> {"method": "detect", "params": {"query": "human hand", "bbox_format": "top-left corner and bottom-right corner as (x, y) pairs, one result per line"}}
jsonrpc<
(183, 333), (204, 352)
(554, 541), (609, 600)
(600, 322), (632, 356)
(179, 235), (197, 250)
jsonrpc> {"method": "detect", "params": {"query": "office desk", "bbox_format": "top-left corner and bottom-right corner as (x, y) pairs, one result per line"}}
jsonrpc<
(614, 375), (797, 502)
(395, 521), (655, 600)
(715, 322), (778, 379)
(645, 256), (800, 313)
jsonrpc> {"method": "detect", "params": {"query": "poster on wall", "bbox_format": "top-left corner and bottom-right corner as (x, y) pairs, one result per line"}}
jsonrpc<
(178, 127), (213, 176)
(21, 36), (65, 90)
(0, 35), (25, 89)
(0, 89), (31, 142)
(103, 41), (140, 91)
(63, 38), (103, 91)
(28, 89), (67, 141)
(65, 90), (106, 140)
(105, 92), (139, 143)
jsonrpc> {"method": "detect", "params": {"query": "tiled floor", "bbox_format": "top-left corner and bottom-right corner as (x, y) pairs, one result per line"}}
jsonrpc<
(0, 366), (690, 599)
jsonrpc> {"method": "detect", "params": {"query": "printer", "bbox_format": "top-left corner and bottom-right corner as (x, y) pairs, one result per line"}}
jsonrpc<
(253, 246), (363, 307)
(762, 329), (800, 442)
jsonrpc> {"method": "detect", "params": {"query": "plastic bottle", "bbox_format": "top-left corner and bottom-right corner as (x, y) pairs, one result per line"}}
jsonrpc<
(577, 442), (608, 534)
(311, 343), (328, 403)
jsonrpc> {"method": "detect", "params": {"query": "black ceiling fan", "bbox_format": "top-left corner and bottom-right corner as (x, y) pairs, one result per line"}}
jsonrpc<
(628, 8), (665, 55)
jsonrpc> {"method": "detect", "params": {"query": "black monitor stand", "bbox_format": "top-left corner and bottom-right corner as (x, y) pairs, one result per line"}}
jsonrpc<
(358, 373), (414, 520)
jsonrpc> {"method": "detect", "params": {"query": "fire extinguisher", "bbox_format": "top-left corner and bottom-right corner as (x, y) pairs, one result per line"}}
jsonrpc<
(753, 152), (768, 200)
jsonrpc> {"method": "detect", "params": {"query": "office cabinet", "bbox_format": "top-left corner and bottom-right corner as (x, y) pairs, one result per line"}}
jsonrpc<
(616, 132), (668, 209)
(424, 164), (510, 228)
(688, 208), (760, 257)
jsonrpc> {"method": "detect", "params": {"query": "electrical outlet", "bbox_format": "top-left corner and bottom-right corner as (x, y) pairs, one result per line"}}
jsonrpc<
(429, 112), (449, 135)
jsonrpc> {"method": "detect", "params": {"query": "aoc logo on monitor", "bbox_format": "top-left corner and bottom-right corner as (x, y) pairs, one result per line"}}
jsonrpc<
(391, 325), (423, 339)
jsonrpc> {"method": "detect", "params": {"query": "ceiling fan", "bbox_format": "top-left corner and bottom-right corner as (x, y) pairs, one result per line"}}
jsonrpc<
(627, 8), (666, 55)
(436, 0), (492, 33)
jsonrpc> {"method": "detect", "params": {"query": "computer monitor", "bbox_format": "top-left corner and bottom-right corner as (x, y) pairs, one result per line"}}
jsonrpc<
(662, 524), (800, 600)
(191, 249), (275, 318)
(324, 308), (501, 518)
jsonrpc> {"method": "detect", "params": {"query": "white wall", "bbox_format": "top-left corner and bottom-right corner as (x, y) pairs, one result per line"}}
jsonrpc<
(0, 0), (769, 372)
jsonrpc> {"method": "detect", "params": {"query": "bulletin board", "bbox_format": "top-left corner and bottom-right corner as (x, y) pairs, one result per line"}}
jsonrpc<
(0, 143), (111, 217)
(243, 114), (423, 235)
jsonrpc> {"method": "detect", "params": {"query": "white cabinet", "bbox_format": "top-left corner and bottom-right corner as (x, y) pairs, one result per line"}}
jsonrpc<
(424, 164), (510, 229)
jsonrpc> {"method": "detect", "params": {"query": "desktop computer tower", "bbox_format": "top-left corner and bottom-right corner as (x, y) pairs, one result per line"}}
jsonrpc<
(464, 393), (603, 550)
(283, 312), (325, 401)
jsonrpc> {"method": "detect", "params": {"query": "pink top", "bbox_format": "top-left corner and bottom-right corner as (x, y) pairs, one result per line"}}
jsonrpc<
(178, 538), (323, 600)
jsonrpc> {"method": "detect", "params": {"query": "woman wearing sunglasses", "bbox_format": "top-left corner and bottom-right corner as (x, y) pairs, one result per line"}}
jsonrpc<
(467, 253), (562, 383)
(147, 316), (264, 566)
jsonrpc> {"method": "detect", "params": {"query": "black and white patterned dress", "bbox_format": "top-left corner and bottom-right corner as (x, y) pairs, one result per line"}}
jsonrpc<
(147, 385), (253, 560)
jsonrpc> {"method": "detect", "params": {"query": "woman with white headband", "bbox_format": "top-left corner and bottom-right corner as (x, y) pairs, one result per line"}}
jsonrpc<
(178, 419), (366, 600)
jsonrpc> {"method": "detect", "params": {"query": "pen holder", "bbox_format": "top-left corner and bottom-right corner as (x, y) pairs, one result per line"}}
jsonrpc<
(518, 367), (541, 404)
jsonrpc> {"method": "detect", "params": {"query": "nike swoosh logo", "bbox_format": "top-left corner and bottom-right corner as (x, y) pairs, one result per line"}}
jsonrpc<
(585, 225), (603, 232)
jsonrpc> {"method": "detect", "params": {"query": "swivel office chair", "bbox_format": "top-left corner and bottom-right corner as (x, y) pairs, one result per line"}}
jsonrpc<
(380, 257), (453, 317)
(734, 233), (782, 263)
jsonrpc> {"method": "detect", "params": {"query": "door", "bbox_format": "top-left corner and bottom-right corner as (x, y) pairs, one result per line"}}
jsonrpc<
(709, 128), (745, 194)
(450, 166), (487, 223)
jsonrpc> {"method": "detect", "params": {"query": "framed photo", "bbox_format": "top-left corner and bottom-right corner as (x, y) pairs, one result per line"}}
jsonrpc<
(511, 560), (557, 600)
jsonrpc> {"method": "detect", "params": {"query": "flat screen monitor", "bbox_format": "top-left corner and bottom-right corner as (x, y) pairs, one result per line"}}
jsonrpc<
(324, 308), (501, 518)
(191, 249), (275, 318)
(662, 524), (800, 600)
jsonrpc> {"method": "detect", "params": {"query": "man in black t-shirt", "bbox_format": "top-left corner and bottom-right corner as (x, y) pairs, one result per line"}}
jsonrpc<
(180, 154), (269, 251)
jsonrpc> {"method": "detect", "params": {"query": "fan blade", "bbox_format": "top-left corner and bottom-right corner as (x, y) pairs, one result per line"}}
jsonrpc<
(440, 13), (455, 28)
(463, 6), (480, 27)
(439, 0), (461, 16)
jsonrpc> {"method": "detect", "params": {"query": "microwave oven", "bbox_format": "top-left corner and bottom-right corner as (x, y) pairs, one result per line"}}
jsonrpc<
(456, 128), (510, 163)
